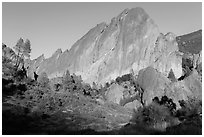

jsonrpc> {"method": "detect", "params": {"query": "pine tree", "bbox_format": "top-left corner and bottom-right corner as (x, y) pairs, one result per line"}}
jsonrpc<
(13, 38), (31, 70)
(37, 72), (50, 87)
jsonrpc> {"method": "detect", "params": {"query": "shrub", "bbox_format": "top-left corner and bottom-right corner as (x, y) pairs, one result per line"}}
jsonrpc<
(115, 73), (135, 85)
(135, 103), (172, 124)
(62, 70), (74, 92)
(153, 96), (177, 116)
(53, 83), (62, 91)
(2, 77), (28, 97)
(131, 99), (177, 131)
(176, 98), (202, 120)
(82, 84), (92, 96)
(2, 61), (16, 78)
(2, 80), (17, 96)
(37, 72), (50, 88)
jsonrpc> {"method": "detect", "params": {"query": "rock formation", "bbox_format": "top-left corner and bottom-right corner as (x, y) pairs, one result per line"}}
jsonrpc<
(26, 7), (183, 85)
(124, 99), (142, 111)
(137, 66), (172, 106)
(2, 43), (16, 62)
(137, 66), (202, 108)
(105, 83), (124, 104)
(25, 54), (45, 79)
(150, 33), (183, 78)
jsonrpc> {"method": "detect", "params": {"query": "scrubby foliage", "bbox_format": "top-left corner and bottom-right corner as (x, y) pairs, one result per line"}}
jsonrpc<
(62, 70), (85, 94)
(3, 78), (26, 97)
(131, 95), (202, 132)
(153, 96), (177, 115)
(3, 67), (104, 117)
(115, 73), (136, 85)
(61, 70), (102, 98)
(132, 101), (175, 130)
(176, 98), (202, 120)
(37, 72), (50, 88)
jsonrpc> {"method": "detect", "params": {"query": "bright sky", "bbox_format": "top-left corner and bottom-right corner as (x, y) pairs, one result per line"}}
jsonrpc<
(2, 2), (202, 59)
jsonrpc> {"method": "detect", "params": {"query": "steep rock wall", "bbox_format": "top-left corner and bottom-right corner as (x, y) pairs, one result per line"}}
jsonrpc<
(26, 7), (183, 85)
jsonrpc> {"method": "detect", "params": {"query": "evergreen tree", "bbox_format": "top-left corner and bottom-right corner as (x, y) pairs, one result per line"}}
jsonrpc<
(13, 38), (31, 70)
(62, 70), (73, 91)
(37, 72), (50, 87)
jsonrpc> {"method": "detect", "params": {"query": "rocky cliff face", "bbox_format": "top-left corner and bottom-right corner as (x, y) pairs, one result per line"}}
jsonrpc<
(176, 30), (202, 77)
(2, 43), (16, 62)
(25, 54), (45, 79)
(25, 7), (183, 85)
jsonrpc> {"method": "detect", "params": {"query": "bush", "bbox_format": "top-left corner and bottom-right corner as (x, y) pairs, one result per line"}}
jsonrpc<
(165, 98), (202, 135)
(153, 96), (177, 116)
(53, 83), (62, 91)
(176, 98), (202, 120)
(8, 85), (69, 115)
(2, 61), (16, 78)
(133, 102), (173, 124)
(131, 97), (178, 131)
(2, 78), (28, 97)
(62, 70), (75, 92)
(2, 80), (17, 96)
(13, 69), (27, 82)
(37, 72), (50, 88)
(115, 73), (135, 85)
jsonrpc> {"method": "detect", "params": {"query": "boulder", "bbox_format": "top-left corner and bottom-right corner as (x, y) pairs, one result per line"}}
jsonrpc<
(137, 66), (202, 108)
(137, 66), (171, 106)
(169, 69), (202, 107)
(124, 99), (142, 111)
(105, 83), (124, 104)
(183, 69), (202, 99)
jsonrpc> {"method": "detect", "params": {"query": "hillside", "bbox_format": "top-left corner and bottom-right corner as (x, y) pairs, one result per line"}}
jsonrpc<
(177, 30), (202, 54)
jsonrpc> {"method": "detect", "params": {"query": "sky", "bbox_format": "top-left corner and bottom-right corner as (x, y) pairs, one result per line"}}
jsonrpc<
(2, 2), (202, 59)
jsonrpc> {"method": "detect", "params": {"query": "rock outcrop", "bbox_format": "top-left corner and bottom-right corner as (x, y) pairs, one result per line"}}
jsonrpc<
(25, 54), (45, 79)
(124, 99), (142, 111)
(105, 81), (141, 107)
(176, 29), (202, 78)
(105, 83), (124, 104)
(137, 67), (172, 106)
(137, 66), (202, 108)
(150, 33), (183, 78)
(26, 7), (183, 85)
(2, 43), (16, 61)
